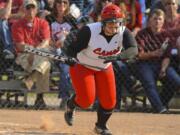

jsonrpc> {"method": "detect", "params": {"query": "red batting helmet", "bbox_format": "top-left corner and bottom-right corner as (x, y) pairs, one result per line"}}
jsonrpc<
(101, 4), (124, 23)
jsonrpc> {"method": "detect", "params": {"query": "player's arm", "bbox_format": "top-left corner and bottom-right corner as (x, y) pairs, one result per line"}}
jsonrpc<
(65, 26), (91, 57)
(120, 28), (138, 60)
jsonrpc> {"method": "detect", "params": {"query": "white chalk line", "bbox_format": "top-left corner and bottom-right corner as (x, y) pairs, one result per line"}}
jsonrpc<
(0, 122), (39, 134)
(0, 122), (35, 127)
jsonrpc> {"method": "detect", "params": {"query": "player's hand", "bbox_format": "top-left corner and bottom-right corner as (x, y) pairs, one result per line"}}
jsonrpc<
(99, 56), (118, 63)
(65, 57), (77, 66)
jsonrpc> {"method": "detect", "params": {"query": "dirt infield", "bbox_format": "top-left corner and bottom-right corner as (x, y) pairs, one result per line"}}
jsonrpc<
(0, 109), (179, 135)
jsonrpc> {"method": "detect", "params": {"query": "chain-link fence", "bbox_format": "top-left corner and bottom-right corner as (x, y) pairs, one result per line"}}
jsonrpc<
(0, 0), (179, 114)
(0, 50), (179, 113)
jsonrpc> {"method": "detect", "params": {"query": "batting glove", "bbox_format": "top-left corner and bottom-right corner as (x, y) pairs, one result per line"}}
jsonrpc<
(65, 57), (77, 66)
(99, 55), (121, 63)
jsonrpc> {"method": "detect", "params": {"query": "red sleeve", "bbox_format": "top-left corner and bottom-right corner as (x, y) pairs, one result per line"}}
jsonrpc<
(40, 19), (50, 40)
(135, 2), (143, 28)
(11, 20), (25, 52)
(11, 21), (24, 44)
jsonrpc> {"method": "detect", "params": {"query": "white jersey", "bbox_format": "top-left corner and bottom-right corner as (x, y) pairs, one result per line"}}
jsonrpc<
(51, 21), (72, 41)
(51, 21), (72, 55)
(77, 22), (125, 71)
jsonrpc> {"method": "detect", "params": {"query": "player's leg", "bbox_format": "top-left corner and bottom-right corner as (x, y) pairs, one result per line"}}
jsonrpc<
(64, 64), (96, 126)
(94, 65), (116, 135)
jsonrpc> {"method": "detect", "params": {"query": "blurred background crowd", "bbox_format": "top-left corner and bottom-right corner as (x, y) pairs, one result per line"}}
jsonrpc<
(0, 0), (179, 113)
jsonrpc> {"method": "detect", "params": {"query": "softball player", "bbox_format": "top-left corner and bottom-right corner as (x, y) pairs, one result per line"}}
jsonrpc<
(64, 4), (138, 135)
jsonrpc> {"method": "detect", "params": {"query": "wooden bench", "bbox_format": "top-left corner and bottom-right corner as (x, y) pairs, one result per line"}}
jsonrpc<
(0, 80), (29, 106)
(0, 69), (179, 110)
(0, 71), (60, 108)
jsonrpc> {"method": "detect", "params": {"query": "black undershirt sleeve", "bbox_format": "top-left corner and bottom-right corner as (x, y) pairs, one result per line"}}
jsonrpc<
(122, 28), (137, 49)
(118, 28), (138, 60)
(65, 26), (91, 57)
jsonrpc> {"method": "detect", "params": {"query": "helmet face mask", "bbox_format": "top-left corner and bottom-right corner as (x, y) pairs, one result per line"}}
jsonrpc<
(102, 18), (124, 24)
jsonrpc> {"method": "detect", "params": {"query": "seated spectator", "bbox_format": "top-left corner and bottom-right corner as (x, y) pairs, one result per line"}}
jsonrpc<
(50, 0), (78, 109)
(11, 0), (51, 109)
(163, 0), (180, 29)
(45, 0), (79, 25)
(0, 0), (24, 74)
(151, 0), (180, 13)
(0, 0), (23, 59)
(159, 0), (180, 108)
(159, 28), (180, 108)
(135, 9), (178, 113)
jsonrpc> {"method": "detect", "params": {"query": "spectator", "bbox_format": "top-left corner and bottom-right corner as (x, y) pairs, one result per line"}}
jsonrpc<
(0, 0), (23, 59)
(151, 0), (180, 13)
(159, 30), (180, 109)
(135, 9), (178, 113)
(50, 0), (78, 109)
(11, 0), (51, 109)
(159, 0), (180, 108)
(163, 0), (180, 29)
(114, 0), (143, 36)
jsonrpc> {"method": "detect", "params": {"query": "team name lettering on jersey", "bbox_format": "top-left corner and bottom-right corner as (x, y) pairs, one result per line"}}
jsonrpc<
(93, 47), (120, 56)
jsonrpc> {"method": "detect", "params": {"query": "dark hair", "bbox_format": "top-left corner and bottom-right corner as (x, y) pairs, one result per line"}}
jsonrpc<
(52, 0), (70, 18)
